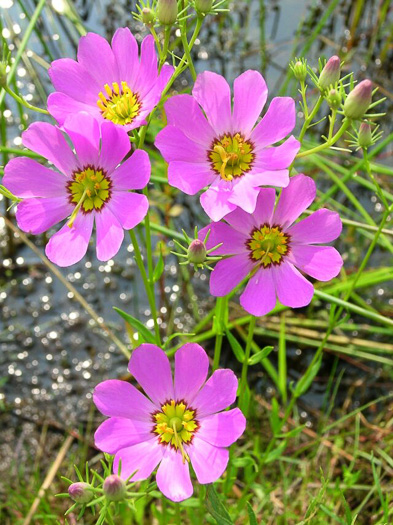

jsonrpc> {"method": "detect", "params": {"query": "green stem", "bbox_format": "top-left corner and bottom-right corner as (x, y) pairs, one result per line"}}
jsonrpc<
(296, 118), (351, 158)
(160, 28), (171, 70)
(129, 229), (161, 345)
(363, 149), (389, 210)
(213, 296), (227, 370)
(239, 316), (256, 411)
(180, 20), (197, 81)
(299, 95), (323, 142)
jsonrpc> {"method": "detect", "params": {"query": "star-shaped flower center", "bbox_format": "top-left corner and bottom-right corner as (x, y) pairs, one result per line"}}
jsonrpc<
(247, 224), (290, 267)
(67, 166), (112, 215)
(97, 81), (141, 125)
(209, 133), (254, 181)
(153, 400), (198, 463)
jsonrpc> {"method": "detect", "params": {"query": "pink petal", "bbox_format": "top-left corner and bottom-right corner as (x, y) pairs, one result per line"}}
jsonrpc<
(63, 112), (100, 167)
(168, 161), (215, 195)
(210, 254), (253, 296)
(111, 27), (138, 86)
(256, 136), (300, 170)
(16, 197), (72, 235)
(77, 32), (119, 87)
(108, 192), (148, 230)
(251, 187), (276, 226)
(48, 58), (100, 103)
(240, 267), (277, 316)
(114, 438), (164, 481)
(288, 245), (343, 281)
(232, 70), (268, 137)
(193, 369), (238, 418)
(188, 437), (229, 484)
(3, 157), (67, 198)
(249, 168), (289, 189)
(110, 149), (151, 190)
(272, 260), (314, 308)
(287, 209), (342, 244)
(197, 408), (246, 447)
(156, 447), (193, 502)
(228, 177), (259, 213)
(129, 344), (174, 407)
(200, 222), (248, 256)
(95, 207), (124, 261)
(164, 94), (215, 146)
(273, 174), (316, 229)
(174, 343), (209, 405)
(22, 122), (77, 176)
(45, 212), (94, 267)
(223, 206), (259, 235)
(99, 120), (131, 173)
(192, 72), (232, 136)
(200, 186), (237, 222)
(93, 379), (155, 421)
(155, 126), (207, 163)
(251, 97), (296, 149)
(132, 35), (158, 97)
(94, 417), (153, 454)
(136, 64), (174, 121)
(47, 92), (101, 127)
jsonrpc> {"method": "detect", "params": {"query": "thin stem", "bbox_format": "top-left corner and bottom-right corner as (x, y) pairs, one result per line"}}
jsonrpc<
(180, 20), (197, 81)
(3, 85), (49, 115)
(297, 118), (351, 158)
(160, 28), (171, 70)
(213, 296), (227, 370)
(239, 315), (256, 412)
(298, 95), (323, 143)
(363, 149), (389, 210)
(129, 229), (161, 345)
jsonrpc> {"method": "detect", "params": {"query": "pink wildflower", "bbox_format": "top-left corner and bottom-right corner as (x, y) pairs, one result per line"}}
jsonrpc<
(47, 28), (173, 130)
(155, 70), (300, 221)
(93, 343), (246, 502)
(201, 174), (343, 316)
(3, 112), (150, 266)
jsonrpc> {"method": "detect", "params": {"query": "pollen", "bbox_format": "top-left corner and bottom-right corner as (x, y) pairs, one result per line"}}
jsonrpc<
(67, 166), (112, 213)
(97, 81), (141, 126)
(153, 400), (198, 463)
(209, 133), (254, 181)
(247, 224), (290, 267)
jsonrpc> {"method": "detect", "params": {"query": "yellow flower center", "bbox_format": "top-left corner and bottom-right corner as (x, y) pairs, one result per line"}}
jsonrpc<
(68, 166), (111, 214)
(248, 224), (290, 267)
(97, 81), (141, 125)
(209, 133), (254, 181)
(153, 400), (198, 463)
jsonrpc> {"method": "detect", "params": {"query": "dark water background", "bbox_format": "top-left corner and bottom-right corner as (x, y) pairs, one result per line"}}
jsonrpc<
(0, 0), (392, 477)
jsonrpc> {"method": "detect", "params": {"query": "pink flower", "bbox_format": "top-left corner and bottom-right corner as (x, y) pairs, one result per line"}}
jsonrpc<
(155, 70), (300, 221)
(3, 112), (150, 267)
(93, 343), (246, 502)
(201, 174), (343, 316)
(47, 28), (173, 131)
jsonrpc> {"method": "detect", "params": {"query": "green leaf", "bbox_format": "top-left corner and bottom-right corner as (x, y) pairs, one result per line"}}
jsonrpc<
(113, 307), (156, 344)
(225, 330), (245, 363)
(293, 352), (323, 398)
(152, 246), (164, 283)
(205, 484), (233, 525)
(264, 439), (287, 464)
(163, 332), (195, 349)
(247, 502), (258, 525)
(269, 397), (281, 435)
(248, 346), (274, 365)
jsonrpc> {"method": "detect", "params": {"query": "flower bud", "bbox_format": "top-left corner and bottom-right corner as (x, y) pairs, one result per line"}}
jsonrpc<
(187, 239), (207, 264)
(326, 88), (342, 109)
(157, 0), (178, 25)
(291, 60), (308, 82)
(103, 475), (126, 502)
(68, 482), (94, 504)
(142, 7), (155, 26)
(344, 80), (373, 120)
(195, 0), (213, 14)
(358, 122), (372, 149)
(318, 56), (340, 90)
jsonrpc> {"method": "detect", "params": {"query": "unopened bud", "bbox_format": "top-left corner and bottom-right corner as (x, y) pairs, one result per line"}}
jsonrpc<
(68, 482), (94, 504)
(344, 80), (373, 120)
(187, 239), (207, 264)
(318, 56), (341, 90)
(358, 122), (372, 149)
(157, 0), (178, 25)
(326, 88), (342, 109)
(103, 475), (126, 502)
(195, 0), (213, 14)
(142, 7), (155, 25)
(291, 60), (307, 82)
